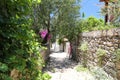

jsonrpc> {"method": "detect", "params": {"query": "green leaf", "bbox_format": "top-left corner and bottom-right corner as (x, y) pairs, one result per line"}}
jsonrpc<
(0, 62), (8, 72)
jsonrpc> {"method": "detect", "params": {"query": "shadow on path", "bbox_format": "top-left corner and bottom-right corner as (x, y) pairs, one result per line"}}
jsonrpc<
(43, 52), (77, 73)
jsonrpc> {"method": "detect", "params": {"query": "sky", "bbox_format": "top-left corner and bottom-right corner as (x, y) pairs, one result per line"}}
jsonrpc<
(80, 0), (104, 19)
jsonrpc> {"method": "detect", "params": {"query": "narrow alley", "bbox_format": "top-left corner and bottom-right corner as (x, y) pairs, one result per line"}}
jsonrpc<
(43, 52), (96, 80)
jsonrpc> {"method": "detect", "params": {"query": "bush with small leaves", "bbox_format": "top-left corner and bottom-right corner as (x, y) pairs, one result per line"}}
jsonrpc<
(79, 42), (89, 67)
(96, 49), (106, 67)
(114, 49), (120, 62)
(91, 66), (115, 80)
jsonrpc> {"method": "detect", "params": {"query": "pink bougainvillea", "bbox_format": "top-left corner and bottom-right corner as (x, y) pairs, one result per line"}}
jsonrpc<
(39, 29), (51, 40)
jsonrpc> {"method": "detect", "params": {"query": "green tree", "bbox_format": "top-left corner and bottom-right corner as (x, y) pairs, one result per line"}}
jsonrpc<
(34, 0), (81, 43)
(101, 0), (120, 26)
(51, 0), (81, 42)
(51, 0), (81, 60)
(33, 0), (60, 44)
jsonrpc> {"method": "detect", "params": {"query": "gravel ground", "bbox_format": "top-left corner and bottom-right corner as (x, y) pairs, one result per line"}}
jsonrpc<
(43, 52), (96, 80)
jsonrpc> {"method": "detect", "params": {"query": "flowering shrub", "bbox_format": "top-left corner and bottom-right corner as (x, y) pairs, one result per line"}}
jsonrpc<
(39, 29), (51, 45)
(0, 0), (51, 80)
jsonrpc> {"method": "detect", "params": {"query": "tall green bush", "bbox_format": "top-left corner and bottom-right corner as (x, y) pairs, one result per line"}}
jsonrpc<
(0, 0), (51, 80)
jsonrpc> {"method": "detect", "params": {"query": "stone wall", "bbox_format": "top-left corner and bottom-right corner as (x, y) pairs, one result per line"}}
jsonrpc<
(76, 28), (120, 80)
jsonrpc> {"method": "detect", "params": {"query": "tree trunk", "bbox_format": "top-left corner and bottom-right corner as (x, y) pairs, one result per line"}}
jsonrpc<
(105, 1), (109, 25)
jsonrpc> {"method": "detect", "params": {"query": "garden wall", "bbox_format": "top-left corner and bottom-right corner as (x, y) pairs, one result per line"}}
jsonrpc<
(76, 28), (120, 80)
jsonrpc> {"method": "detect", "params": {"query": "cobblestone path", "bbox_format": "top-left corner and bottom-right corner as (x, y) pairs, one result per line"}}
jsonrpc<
(43, 52), (96, 80)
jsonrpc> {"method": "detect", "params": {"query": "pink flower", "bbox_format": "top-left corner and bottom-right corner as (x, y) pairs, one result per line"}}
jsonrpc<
(40, 29), (48, 39)
(39, 29), (51, 40)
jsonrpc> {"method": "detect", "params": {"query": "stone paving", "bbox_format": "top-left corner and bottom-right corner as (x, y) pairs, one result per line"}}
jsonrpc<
(43, 52), (96, 80)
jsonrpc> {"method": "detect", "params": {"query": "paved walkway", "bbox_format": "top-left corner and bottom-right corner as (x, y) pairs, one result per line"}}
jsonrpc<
(43, 52), (96, 80)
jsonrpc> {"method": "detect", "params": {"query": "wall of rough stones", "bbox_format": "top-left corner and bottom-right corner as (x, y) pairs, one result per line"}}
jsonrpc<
(76, 28), (120, 80)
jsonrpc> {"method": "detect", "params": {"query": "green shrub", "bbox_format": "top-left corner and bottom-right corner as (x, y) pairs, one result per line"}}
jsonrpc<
(96, 48), (106, 57)
(93, 25), (115, 31)
(114, 49), (120, 62)
(0, 0), (51, 80)
(0, 25), (45, 80)
(91, 67), (115, 80)
(79, 42), (88, 52)
(79, 42), (88, 67)
(79, 16), (117, 32)
(75, 65), (88, 72)
(42, 73), (51, 80)
(96, 49), (106, 67)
